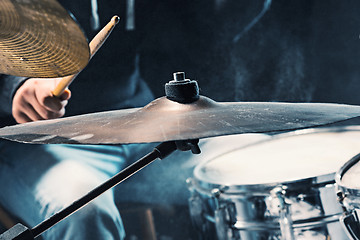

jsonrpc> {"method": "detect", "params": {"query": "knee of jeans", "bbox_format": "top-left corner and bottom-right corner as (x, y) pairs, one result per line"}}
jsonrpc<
(72, 198), (123, 231)
(42, 196), (125, 240)
(35, 159), (113, 210)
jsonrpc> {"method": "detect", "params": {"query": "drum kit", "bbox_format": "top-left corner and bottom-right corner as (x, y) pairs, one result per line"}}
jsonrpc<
(188, 126), (360, 239)
(2, 0), (360, 239)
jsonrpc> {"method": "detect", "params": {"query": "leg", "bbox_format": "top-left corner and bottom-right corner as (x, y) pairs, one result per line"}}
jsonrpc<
(0, 141), (132, 240)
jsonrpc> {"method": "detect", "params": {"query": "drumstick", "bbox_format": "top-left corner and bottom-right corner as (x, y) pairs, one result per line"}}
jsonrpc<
(52, 15), (120, 97)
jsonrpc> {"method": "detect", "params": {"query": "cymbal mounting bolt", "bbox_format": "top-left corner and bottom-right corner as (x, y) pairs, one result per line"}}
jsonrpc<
(165, 72), (200, 103)
(173, 72), (186, 82)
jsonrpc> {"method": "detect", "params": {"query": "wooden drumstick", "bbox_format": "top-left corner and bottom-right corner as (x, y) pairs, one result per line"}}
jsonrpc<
(52, 15), (120, 97)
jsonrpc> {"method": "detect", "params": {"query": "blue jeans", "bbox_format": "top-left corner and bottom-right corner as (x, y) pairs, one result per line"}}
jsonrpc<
(0, 140), (153, 240)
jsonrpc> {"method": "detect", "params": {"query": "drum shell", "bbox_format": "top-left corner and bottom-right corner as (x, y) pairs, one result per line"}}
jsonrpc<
(188, 126), (360, 239)
(189, 176), (344, 239)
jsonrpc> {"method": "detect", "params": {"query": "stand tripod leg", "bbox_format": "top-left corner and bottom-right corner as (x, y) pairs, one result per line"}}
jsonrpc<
(0, 224), (33, 240)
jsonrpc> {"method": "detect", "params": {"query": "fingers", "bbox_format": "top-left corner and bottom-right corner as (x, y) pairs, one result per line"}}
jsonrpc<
(40, 93), (69, 113)
(13, 102), (42, 123)
(12, 78), (71, 123)
(32, 94), (66, 120)
(12, 85), (46, 123)
(15, 112), (33, 124)
(36, 79), (70, 113)
(59, 89), (71, 101)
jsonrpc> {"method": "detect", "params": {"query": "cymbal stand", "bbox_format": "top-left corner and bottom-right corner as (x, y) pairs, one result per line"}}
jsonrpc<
(0, 71), (201, 239)
(0, 139), (200, 240)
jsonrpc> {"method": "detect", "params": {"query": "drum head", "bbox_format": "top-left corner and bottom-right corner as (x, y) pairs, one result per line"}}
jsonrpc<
(194, 126), (360, 188)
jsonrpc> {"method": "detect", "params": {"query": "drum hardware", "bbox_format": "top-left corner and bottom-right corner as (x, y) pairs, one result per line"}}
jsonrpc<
(189, 127), (360, 239)
(269, 186), (295, 240)
(187, 178), (210, 237)
(188, 183), (342, 240)
(336, 191), (360, 240)
(0, 0), (90, 78)
(188, 182), (340, 239)
(335, 153), (360, 240)
(188, 191), (207, 234)
(164, 72), (200, 103)
(232, 215), (341, 230)
(339, 211), (360, 240)
(187, 184), (240, 240)
(211, 188), (240, 240)
(214, 203), (240, 240)
(189, 184), (343, 240)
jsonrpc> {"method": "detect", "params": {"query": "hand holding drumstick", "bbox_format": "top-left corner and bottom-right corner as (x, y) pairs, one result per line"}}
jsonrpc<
(12, 16), (120, 123)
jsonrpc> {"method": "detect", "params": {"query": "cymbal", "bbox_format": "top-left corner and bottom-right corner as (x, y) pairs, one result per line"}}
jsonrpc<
(0, 0), (90, 78)
(0, 96), (360, 144)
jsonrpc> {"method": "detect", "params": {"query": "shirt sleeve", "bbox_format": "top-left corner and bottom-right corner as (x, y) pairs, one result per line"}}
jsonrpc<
(0, 74), (27, 116)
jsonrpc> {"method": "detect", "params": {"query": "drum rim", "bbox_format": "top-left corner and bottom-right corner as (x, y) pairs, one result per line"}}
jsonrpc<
(189, 173), (335, 196)
(193, 125), (360, 193)
(335, 152), (360, 195)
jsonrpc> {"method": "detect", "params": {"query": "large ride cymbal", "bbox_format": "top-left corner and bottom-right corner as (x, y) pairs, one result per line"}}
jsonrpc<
(0, 96), (360, 144)
(0, 0), (90, 78)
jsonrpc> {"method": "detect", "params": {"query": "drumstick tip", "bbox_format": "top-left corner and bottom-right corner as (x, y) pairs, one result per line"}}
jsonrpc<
(112, 16), (120, 25)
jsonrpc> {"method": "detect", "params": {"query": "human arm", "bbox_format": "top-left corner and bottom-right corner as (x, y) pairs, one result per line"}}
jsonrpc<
(12, 78), (71, 123)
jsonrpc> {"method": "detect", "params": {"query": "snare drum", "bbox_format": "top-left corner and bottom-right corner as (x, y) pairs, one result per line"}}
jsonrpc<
(188, 126), (360, 240)
(336, 152), (360, 240)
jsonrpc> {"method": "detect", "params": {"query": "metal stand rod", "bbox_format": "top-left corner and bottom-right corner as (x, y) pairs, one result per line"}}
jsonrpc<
(31, 141), (177, 238)
(0, 139), (200, 240)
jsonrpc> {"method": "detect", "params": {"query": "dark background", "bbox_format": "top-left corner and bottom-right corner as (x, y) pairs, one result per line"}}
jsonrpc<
(136, 0), (360, 105)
